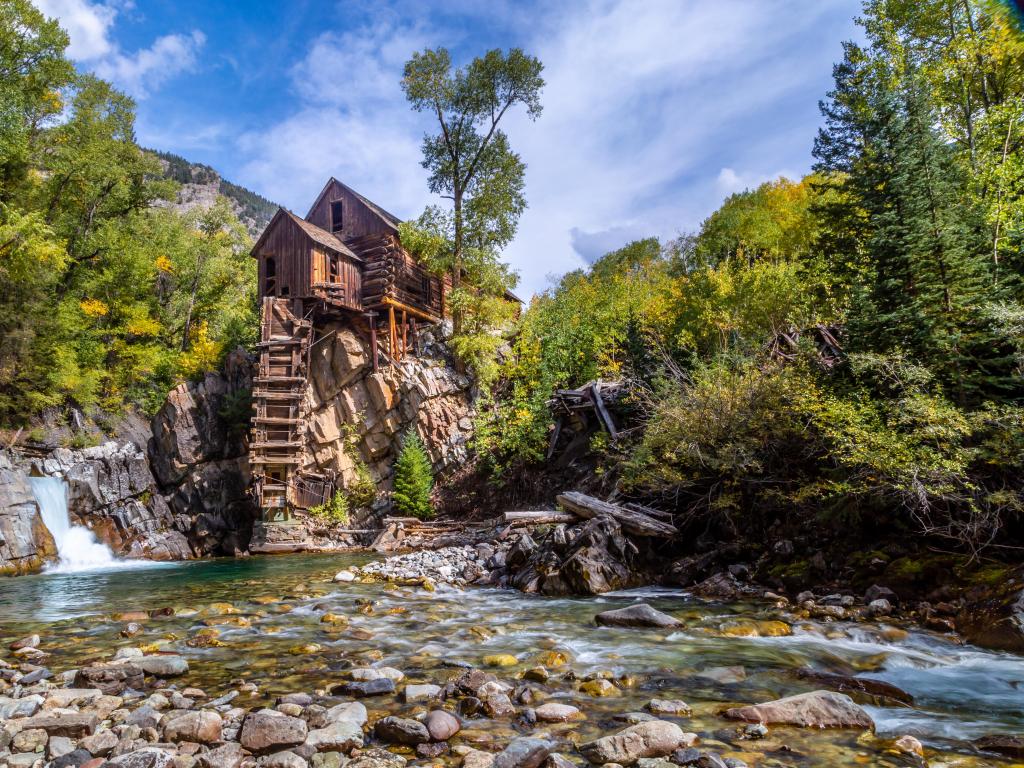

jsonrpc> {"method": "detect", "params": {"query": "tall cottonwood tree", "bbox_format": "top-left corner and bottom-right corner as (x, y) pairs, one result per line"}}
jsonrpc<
(400, 47), (543, 375)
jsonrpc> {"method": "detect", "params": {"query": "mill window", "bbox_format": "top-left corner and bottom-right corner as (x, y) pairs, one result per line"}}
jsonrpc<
(330, 201), (344, 233)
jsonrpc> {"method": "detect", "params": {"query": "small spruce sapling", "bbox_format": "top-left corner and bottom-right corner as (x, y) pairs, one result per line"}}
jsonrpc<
(392, 429), (435, 519)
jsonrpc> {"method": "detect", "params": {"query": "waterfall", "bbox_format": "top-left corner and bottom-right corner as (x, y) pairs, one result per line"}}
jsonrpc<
(30, 476), (120, 573)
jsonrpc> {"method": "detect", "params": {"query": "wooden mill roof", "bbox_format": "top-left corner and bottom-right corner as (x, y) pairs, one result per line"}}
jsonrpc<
(306, 177), (402, 232)
(251, 208), (361, 261)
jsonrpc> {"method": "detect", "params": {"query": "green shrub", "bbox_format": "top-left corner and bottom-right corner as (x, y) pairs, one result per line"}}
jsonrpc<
(309, 492), (349, 526)
(392, 429), (435, 519)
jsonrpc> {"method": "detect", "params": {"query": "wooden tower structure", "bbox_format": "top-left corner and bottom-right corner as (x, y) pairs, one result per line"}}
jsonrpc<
(249, 179), (449, 522)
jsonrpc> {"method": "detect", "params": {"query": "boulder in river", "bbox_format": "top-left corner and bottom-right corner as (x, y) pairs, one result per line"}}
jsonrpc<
(723, 690), (874, 730)
(975, 734), (1024, 759)
(333, 678), (396, 697)
(579, 720), (693, 765)
(425, 709), (461, 741)
(240, 709), (308, 753)
(305, 719), (364, 753)
(793, 670), (913, 705)
(492, 737), (553, 768)
(162, 710), (222, 744)
(956, 567), (1024, 653)
(374, 716), (431, 745)
(595, 604), (682, 629)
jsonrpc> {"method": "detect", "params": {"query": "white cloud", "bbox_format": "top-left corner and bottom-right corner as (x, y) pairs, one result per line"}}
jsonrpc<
(233, 0), (859, 298)
(34, 0), (116, 60)
(34, 0), (204, 98)
(715, 166), (798, 197)
(236, 22), (434, 219)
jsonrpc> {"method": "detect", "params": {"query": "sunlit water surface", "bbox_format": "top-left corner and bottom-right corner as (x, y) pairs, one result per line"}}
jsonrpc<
(2, 554), (1022, 767)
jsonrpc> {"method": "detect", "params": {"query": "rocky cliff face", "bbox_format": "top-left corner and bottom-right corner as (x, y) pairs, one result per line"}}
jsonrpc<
(251, 322), (475, 553)
(0, 456), (56, 575)
(304, 321), (474, 501)
(0, 323), (477, 573)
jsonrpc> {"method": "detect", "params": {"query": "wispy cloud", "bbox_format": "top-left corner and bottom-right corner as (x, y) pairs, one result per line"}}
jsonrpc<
(236, 21), (433, 219)
(228, 0), (858, 296)
(35, 0), (205, 98)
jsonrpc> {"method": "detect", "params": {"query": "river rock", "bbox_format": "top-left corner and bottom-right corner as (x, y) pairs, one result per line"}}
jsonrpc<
(595, 604), (682, 629)
(424, 710), (461, 741)
(51, 748), (93, 768)
(975, 735), (1024, 758)
(374, 716), (430, 745)
(534, 703), (583, 722)
(323, 701), (367, 727)
(403, 683), (442, 703)
(73, 663), (144, 695)
(646, 700), (691, 716)
(332, 678), (395, 697)
(48, 735), (76, 758)
(259, 751), (307, 768)
(350, 666), (404, 683)
(106, 748), (177, 768)
(957, 567), (1024, 653)
(80, 729), (118, 756)
(306, 719), (364, 753)
(493, 737), (553, 768)
(580, 721), (692, 765)
(18, 712), (99, 738)
(13, 727), (47, 752)
(198, 742), (246, 768)
(162, 710), (222, 744)
(722, 691), (874, 729)
(135, 655), (188, 677)
(347, 747), (408, 768)
(0, 694), (43, 718)
(793, 670), (913, 705)
(126, 706), (162, 730)
(240, 710), (308, 753)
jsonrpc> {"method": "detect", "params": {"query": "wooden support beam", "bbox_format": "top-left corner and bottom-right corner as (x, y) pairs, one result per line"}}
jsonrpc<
(389, 305), (397, 361)
(401, 310), (407, 358)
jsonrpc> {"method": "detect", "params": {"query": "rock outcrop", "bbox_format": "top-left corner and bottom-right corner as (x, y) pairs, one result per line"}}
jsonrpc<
(956, 567), (1024, 653)
(0, 457), (55, 575)
(303, 321), (474, 501)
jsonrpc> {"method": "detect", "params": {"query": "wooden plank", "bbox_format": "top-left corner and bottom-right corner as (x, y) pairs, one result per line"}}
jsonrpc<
(590, 381), (618, 438)
(503, 511), (579, 525)
(555, 492), (677, 537)
(380, 295), (441, 323)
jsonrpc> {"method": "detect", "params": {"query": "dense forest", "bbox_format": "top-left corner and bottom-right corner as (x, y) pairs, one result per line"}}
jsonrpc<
(0, 0), (257, 428)
(475, 0), (1024, 559)
(4, 0), (1024, 563)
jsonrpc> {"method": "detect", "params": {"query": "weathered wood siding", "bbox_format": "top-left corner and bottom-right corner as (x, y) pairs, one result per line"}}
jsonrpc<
(307, 180), (395, 240)
(255, 217), (311, 298)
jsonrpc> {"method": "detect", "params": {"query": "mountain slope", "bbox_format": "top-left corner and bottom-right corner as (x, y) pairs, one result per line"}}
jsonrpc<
(149, 149), (278, 236)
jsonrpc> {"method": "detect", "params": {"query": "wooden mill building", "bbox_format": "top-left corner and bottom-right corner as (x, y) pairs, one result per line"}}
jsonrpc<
(248, 178), (449, 521)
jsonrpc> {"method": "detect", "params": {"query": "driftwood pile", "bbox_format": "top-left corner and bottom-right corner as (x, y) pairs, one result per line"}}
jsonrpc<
(505, 491), (677, 538)
(546, 380), (628, 459)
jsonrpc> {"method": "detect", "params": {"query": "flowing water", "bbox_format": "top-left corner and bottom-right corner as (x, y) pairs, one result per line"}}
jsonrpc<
(1, 554), (1022, 766)
(29, 476), (156, 573)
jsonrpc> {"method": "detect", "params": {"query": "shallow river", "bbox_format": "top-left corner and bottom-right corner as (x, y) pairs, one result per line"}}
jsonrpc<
(1, 554), (1023, 767)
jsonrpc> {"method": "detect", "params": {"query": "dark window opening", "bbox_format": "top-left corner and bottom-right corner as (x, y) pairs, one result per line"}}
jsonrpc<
(330, 201), (344, 233)
(264, 256), (277, 296)
(329, 255), (340, 283)
(280, 286), (289, 297)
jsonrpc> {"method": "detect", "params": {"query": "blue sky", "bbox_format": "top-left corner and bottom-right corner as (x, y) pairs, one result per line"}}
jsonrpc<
(36, 0), (862, 298)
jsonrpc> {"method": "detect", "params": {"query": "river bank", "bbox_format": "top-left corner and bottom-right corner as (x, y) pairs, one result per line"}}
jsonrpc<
(1, 553), (1022, 768)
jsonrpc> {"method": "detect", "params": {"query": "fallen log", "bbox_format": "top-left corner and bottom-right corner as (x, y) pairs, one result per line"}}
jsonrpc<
(556, 491), (678, 538)
(503, 510), (580, 526)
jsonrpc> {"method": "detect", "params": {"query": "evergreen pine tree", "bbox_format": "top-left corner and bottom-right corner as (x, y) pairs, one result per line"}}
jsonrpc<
(815, 57), (1013, 402)
(392, 430), (435, 520)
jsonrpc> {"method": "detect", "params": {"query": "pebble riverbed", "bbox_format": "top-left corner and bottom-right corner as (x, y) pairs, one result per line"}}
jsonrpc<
(1, 552), (1023, 768)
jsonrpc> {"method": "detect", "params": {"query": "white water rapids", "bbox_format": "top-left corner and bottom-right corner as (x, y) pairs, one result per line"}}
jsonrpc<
(30, 475), (124, 573)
